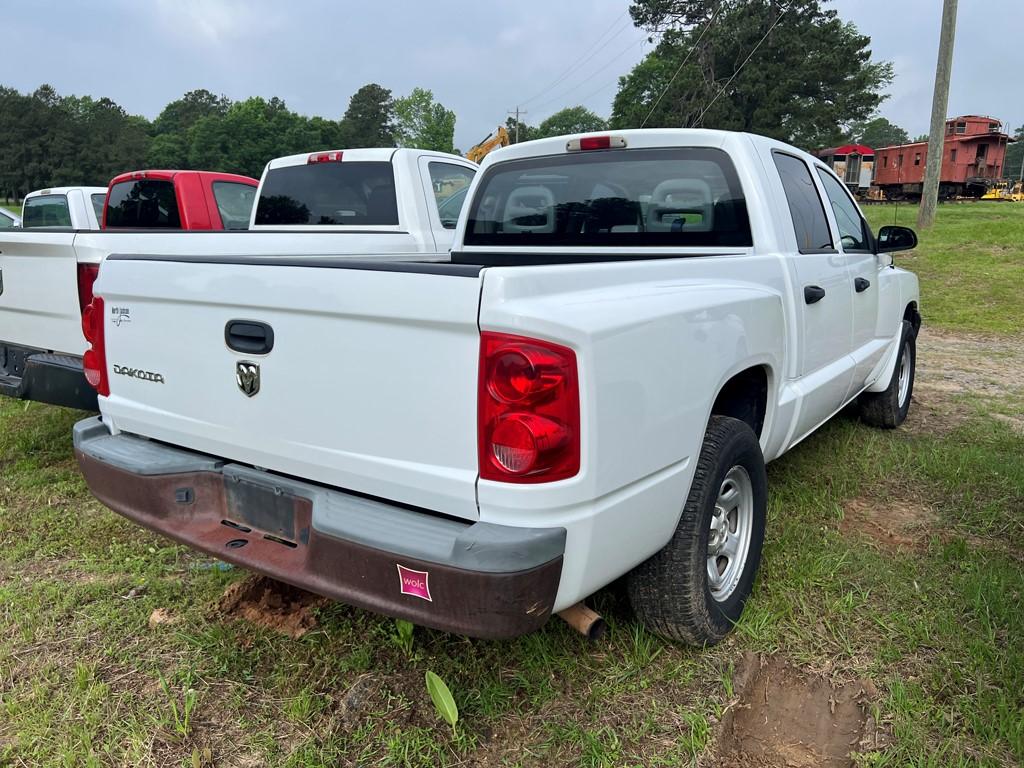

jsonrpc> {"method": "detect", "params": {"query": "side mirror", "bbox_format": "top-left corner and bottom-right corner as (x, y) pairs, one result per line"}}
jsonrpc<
(876, 225), (917, 253)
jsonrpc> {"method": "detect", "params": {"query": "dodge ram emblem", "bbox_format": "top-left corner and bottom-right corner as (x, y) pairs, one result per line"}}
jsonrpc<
(236, 362), (260, 397)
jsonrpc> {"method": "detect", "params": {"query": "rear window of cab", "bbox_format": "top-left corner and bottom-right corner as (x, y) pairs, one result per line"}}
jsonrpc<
(22, 194), (72, 228)
(254, 161), (399, 226)
(105, 179), (181, 228)
(464, 147), (751, 248)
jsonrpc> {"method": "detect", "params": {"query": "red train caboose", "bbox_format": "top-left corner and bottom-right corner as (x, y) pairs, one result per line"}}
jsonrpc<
(873, 115), (1012, 200)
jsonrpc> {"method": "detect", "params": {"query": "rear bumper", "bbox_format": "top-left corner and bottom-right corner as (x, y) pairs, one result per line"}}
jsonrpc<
(73, 417), (565, 639)
(0, 344), (97, 411)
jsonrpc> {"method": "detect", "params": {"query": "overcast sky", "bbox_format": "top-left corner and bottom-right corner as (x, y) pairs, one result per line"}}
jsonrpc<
(2, 0), (1020, 151)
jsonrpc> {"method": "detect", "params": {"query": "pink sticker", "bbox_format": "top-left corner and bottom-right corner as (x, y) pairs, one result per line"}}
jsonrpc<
(397, 564), (432, 602)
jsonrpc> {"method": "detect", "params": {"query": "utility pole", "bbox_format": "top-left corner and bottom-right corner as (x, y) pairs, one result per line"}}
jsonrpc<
(918, 0), (958, 229)
(507, 106), (527, 143)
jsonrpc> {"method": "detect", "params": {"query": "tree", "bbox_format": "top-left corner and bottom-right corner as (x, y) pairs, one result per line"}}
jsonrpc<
(612, 0), (893, 148)
(393, 88), (456, 153)
(847, 116), (909, 149)
(338, 83), (395, 148)
(148, 89), (231, 168)
(1005, 124), (1024, 180)
(535, 106), (607, 139)
(0, 85), (149, 197)
(504, 115), (534, 144)
(187, 96), (332, 178)
(911, 134), (929, 143)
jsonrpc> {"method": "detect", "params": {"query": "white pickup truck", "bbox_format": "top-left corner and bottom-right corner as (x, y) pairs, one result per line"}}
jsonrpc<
(0, 149), (476, 411)
(74, 130), (920, 644)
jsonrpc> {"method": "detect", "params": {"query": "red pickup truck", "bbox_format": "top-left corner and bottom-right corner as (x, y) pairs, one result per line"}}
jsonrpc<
(103, 170), (258, 230)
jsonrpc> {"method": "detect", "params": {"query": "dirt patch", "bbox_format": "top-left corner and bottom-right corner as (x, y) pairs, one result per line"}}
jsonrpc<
(916, 328), (1024, 399)
(905, 327), (1024, 435)
(840, 497), (938, 552)
(217, 575), (328, 638)
(713, 656), (882, 767)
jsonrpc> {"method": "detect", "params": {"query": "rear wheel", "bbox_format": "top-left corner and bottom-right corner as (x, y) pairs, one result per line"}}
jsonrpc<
(858, 320), (916, 429)
(627, 416), (767, 646)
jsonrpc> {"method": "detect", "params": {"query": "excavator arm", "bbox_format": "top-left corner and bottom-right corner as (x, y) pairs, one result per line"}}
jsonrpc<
(467, 126), (511, 164)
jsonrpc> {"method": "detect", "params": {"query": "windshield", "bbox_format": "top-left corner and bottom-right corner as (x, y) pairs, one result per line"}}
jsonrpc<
(254, 161), (398, 226)
(464, 147), (751, 248)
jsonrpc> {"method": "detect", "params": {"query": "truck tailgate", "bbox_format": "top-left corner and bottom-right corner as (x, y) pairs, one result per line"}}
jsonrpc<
(0, 232), (85, 355)
(96, 257), (483, 520)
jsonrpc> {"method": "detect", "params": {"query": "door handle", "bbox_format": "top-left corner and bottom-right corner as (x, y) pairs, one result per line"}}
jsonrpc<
(804, 285), (826, 304)
(225, 320), (274, 355)
(854, 277), (871, 293)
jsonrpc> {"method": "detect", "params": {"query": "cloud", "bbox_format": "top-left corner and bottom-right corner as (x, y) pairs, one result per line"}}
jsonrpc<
(152, 0), (283, 46)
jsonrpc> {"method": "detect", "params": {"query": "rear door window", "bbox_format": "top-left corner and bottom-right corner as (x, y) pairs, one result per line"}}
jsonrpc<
(254, 161), (398, 226)
(428, 163), (476, 229)
(90, 194), (105, 225)
(772, 152), (834, 253)
(22, 195), (72, 228)
(212, 182), (257, 230)
(105, 179), (181, 228)
(464, 147), (751, 247)
(815, 168), (870, 251)
(0, 210), (16, 229)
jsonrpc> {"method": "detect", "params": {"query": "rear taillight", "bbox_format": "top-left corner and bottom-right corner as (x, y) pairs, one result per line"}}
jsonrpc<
(479, 332), (580, 483)
(76, 263), (99, 314)
(81, 296), (109, 397)
(308, 151), (343, 164)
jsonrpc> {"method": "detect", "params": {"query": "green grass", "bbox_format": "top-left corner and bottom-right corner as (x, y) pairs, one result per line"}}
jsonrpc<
(1, 201), (19, 216)
(0, 205), (1021, 766)
(864, 202), (1024, 334)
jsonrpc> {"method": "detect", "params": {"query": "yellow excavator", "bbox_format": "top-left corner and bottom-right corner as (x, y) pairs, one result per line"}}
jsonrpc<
(466, 126), (510, 164)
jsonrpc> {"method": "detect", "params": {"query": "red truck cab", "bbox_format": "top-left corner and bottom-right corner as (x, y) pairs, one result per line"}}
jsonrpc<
(102, 170), (259, 230)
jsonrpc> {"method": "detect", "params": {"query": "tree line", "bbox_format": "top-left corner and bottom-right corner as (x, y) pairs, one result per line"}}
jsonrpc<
(8, 1), (1014, 198)
(0, 83), (462, 199)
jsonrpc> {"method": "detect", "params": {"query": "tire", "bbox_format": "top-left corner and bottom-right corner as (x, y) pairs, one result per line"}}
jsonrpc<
(627, 416), (767, 646)
(858, 320), (916, 429)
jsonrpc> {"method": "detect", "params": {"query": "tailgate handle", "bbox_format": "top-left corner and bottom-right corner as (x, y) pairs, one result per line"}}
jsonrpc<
(225, 320), (274, 355)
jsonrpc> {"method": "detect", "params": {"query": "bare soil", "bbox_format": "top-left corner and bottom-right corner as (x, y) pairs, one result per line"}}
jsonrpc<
(711, 654), (882, 768)
(840, 497), (938, 552)
(908, 327), (1024, 435)
(217, 574), (328, 638)
(915, 328), (1023, 400)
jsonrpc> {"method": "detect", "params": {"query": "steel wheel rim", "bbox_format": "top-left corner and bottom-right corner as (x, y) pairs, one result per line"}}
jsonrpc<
(707, 465), (754, 602)
(897, 343), (911, 407)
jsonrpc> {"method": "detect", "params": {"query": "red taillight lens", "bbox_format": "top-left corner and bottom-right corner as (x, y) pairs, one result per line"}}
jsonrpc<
(566, 135), (627, 152)
(81, 297), (109, 397)
(77, 263), (99, 314)
(580, 136), (611, 151)
(308, 151), (343, 164)
(479, 332), (579, 483)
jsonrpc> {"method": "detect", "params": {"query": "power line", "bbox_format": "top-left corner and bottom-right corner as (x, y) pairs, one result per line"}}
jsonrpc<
(640, 7), (722, 128)
(520, 12), (631, 107)
(691, 4), (790, 128)
(530, 35), (649, 115)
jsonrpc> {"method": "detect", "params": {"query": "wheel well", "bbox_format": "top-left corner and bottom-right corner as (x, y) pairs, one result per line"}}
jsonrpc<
(711, 366), (769, 438)
(904, 302), (922, 337)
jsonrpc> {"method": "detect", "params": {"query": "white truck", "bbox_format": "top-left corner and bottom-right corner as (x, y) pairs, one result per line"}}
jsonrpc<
(73, 130), (920, 644)
(0, 149), (476, 410)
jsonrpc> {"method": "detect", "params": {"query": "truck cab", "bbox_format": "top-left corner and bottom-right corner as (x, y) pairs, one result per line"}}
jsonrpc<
(250, 148), (477, 253)
(103, 170), (259, 230)
(22, 187), (107, 230)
